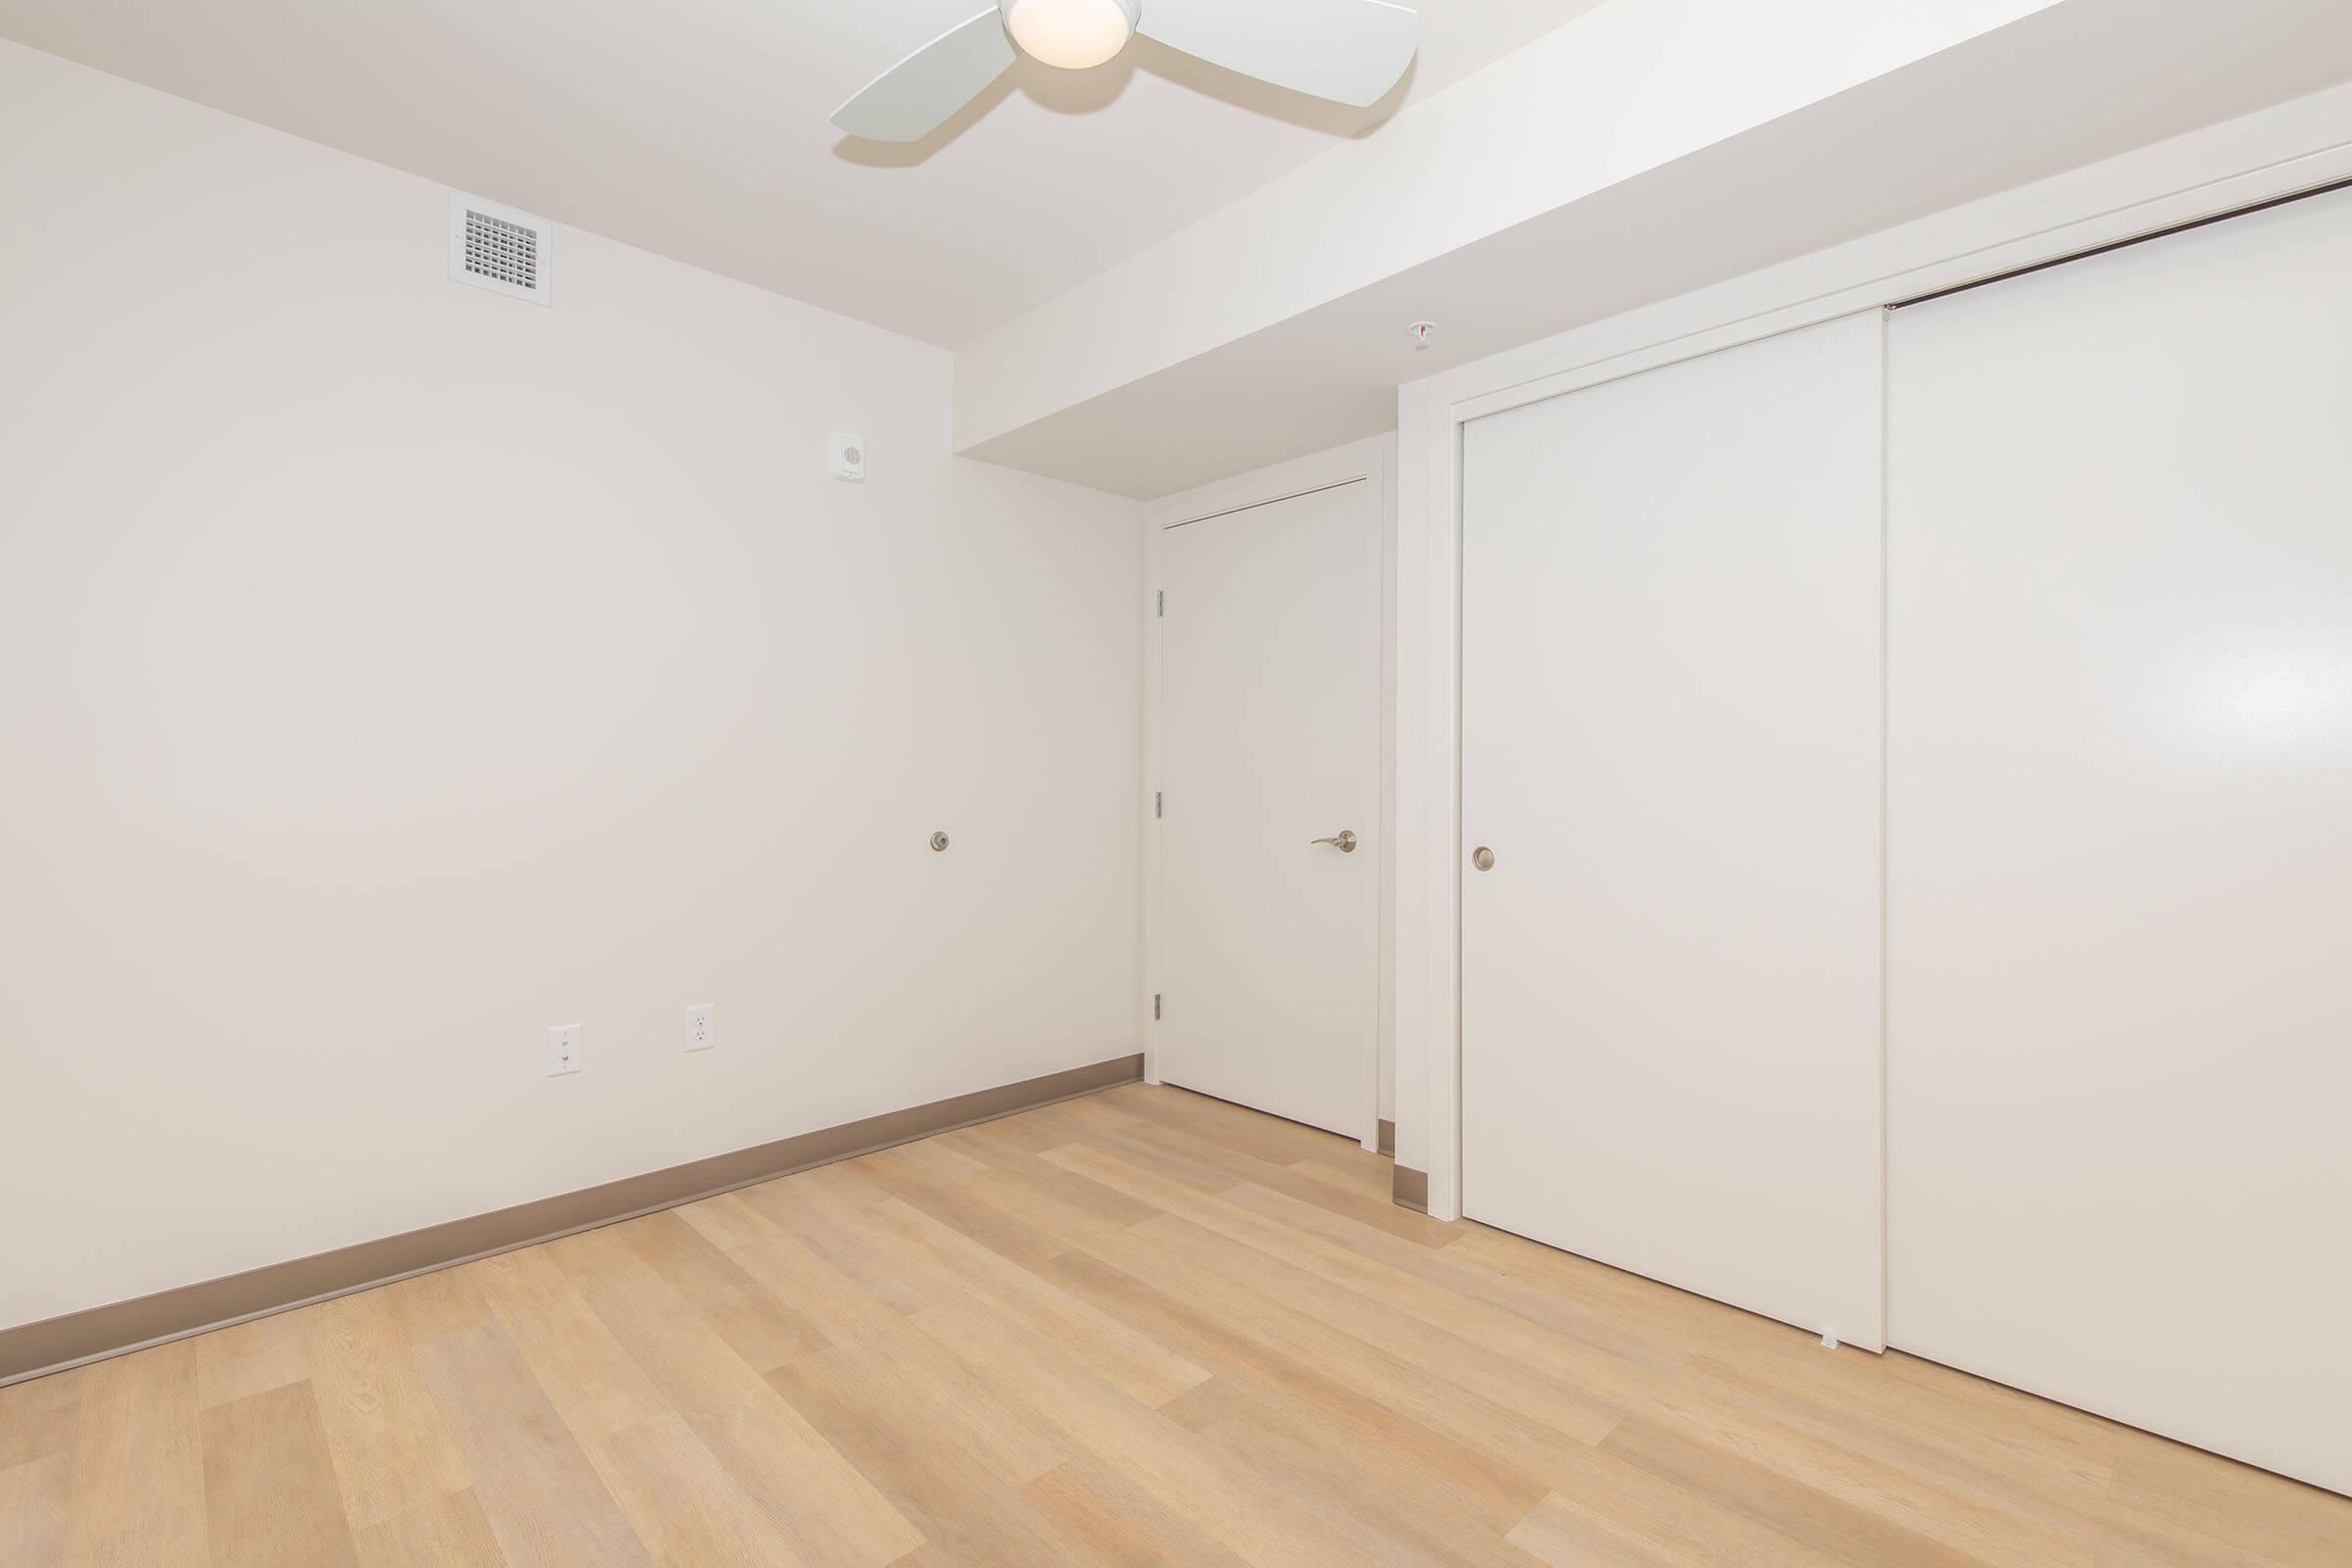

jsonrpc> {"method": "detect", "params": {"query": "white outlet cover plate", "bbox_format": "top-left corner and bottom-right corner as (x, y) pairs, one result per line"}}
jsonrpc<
(685, 1002), (715, 1053)
(547, 1022), (583, 1076)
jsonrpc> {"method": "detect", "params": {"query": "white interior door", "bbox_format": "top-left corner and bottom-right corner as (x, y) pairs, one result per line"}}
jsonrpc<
(1461, 313), (1886, 1348)
(1159, 481), (1380, 1139)
(1887, 187), (2352, 1495)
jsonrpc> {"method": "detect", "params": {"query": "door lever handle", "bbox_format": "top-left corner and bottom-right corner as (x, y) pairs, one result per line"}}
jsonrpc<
(1311, 830), (1358, 853)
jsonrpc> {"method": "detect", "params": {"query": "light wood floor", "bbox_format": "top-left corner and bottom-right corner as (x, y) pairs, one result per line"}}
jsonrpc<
(5, 1083), (2346, 1567)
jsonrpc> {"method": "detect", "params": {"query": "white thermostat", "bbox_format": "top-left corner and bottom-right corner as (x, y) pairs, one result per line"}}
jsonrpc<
(829, 433), (866, 482)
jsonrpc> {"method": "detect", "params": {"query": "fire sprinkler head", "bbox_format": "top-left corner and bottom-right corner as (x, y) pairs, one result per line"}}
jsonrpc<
(1407, 320), (1437, 347)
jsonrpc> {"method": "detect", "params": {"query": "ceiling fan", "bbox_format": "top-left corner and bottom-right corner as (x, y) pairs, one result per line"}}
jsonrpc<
(832, 0), (1421, 142)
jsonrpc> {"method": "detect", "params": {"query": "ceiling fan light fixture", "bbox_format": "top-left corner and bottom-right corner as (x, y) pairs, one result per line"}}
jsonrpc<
(1002, 0), (1137, 70)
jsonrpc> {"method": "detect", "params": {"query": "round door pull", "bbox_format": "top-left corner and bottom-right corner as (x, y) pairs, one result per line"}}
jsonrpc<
(1472, 846), (1495, 871)
(929, 831), (950, 853)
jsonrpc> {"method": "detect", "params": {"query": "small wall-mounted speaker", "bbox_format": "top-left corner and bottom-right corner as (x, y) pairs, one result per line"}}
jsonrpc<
(829, 433), (866, 482)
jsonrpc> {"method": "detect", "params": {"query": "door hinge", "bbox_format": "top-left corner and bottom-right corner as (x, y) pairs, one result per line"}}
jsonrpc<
(1155, 589), (1164, 616)
(1154, 791), (1162, 818)
(1153, 993), (1161, 1020)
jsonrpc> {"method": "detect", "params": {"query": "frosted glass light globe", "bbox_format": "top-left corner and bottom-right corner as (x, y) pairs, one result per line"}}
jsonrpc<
(1003, 0), (1137, 70)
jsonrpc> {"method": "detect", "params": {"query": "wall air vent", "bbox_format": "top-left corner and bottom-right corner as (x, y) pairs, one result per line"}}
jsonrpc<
(448, 192), (550, 306)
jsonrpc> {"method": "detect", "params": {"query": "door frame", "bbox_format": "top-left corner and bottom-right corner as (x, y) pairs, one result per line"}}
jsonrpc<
(1395, 86), (2352, 1221)
(1141, 435), (1396, 1152)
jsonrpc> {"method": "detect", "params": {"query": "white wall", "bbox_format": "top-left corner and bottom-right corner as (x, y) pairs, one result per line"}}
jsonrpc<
(0, 41), (1143, 1331)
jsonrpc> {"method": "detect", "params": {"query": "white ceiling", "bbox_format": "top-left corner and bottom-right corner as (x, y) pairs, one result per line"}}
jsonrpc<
(0, 0), (1604, 346)
(960, 0), (2352, 496)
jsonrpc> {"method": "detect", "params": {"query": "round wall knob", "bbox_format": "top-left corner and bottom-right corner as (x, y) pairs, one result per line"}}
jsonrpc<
(929, 831), (950, 852)
(1472, 846), (1495, 871)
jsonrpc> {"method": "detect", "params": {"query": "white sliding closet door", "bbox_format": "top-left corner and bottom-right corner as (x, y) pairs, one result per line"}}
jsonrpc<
(1461, 313), (1886, 1348)
(1887, 188), (2352, 1495)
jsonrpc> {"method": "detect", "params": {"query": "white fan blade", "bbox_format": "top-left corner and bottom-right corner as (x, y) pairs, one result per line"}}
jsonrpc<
(1139, 0), (1418, 107)
(833, 8), (1015, 141)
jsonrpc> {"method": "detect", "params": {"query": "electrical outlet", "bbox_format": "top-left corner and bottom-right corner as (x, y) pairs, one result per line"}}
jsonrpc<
(684, 1003), (715, 1053)
(547, 1022), (582, 1076)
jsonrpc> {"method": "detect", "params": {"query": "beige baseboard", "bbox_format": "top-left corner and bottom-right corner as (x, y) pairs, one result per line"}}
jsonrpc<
(1393, 1163), (1429, 1213)
(0, 1053), (1142, 1387)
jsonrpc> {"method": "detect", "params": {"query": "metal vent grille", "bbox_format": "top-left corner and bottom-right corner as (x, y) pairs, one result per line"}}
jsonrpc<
(463, 209), (538, 290)
(448, 192), (550, 306)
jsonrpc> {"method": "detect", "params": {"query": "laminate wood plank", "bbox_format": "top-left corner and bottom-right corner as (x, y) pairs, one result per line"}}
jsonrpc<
(551, 1224), (925, 1568)
(727, 1229), (1069, 1485)
(1447, 1220), (1768, 1338)
(930, 1117), (1072, 1164)
(1598, 1416), (2000, 1568)
(2107, 1439), (2352, 1560)
(843, 1154), (1082, 1274)
(1064, 1214), (1619, 1486)
(1063, 1120), (1261, 1197)
(1214, 1179), (1688, 1371)
(34, 1082), (2349, 1566)
(1211, 1146), (1465, 1250)
(377, 1266), (497, 1347)
(1018, 1457), (1255, 1568)
(668, 1192), (774, 1253)
(768, 1343), (1083, 1565)
(1109, 1211), (1624, 1445)
(1141, 1184), (2095, 1568)
(408, 1322), (652, 1568)
(1018, 1091), (1156, 1140)
(1054, 1144), (1671, 1406)
(1283, 1140), (1402, 1201)
(938, 1123), (1160, 1227)
(1641, 1369), (2108, 1568)
(1072, 1110), (1463, 1250)
(198, 1381), (362, 1568)
(734, 1166), (937, 1314)
(615, 1209), (824, 1373)
(192, 1310), (309, 1410)
(908, 1294), (1381, 1568)
(1036, 1245), (1553, 1525)
(1502, 1424), (1853, 1568)
(302, 1287), (474, 1532)
(2102, 1443), (2352, 1568)
(587, 1412), (810, 1568)
(1180, 1183), (2071, 1568)
(463, 1248), (668, 1445)
(1677, 1354), (2135, 1556)
(1100, 1083), (1343, 1168)
(855, 1196), (1209, 1408)
(845, 1136), (989, 1189)
(1155, 1374), (1547, 1568)
(60, 1338), (210, 1568)
(0, 1450), (72, 1568)
(348, 1490), (509, 1568)
(959, 1164), (1152, 1259)
(1506, 1492), (1703, 1568)
(753, 1159), (891, 1214)
(0, 1364), (82, 1470)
